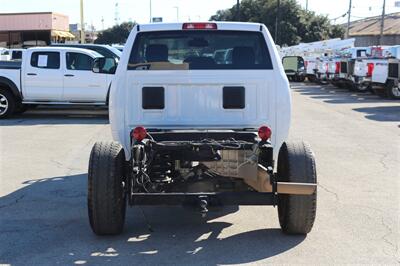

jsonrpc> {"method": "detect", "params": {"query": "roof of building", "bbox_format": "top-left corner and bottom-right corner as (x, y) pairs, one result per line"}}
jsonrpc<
(0, 12), (66, 17)
(348, 12), (400, 36)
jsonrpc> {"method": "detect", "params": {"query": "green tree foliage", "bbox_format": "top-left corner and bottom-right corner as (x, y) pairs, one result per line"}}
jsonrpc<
(210, 0), (345, 46)
(95, 22), (135, 44)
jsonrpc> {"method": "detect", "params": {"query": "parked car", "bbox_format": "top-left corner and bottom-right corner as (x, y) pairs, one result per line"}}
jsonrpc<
(352, 47), (391, 92)
(9, 49), (24, 61)
(112, 44), (124, 52)
(0, 48), (10, 61)
(338, 47), (370, 89)
(87, 22), (317, 236)
(0, 47), (117, 118)
(382, 46), (400, 99)
(315, 56), (330, 84)
(303, 56), (318, 82)
(51, 43), (121, 61)
(327, 57), (342, 86)
(282, 56), (306, 82)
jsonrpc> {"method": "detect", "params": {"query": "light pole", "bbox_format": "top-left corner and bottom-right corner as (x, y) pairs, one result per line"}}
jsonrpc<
(236, 0), (240, 21)
(173, 6), (179, 22)
(80, 0), (85, 43)
(149, 0), (152, 23)
(379, 0), (386, 45)
(346, 0), (352, 39)
(275, 0), (280, 44)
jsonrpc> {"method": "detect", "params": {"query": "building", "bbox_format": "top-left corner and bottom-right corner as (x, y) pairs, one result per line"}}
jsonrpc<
(0, 12), (75, 48)
(348, 12), (400, 46)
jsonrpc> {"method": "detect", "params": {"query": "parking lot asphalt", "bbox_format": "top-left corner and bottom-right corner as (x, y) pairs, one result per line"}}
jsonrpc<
(0, 83), (399, 265)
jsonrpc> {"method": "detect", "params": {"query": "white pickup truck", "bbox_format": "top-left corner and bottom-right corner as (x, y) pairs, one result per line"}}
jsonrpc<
(87, 22), (317, 236)
(0, 47), (117, 118)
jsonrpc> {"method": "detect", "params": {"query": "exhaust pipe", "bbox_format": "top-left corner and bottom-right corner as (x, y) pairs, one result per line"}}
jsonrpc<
(238, 163), (316, 195)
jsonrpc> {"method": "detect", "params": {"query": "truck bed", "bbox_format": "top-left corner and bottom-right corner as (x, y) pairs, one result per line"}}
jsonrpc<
(0, 60), (21, 70)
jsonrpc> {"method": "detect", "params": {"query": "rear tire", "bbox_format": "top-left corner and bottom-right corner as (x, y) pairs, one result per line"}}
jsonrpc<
(277, 142), (317, 235)
(386, 81), (400, 99)
(88, 141), (127, 235)
(355, 83), (369, 93)
(307, 75), (316, 83)
(0, 88), (16, 118)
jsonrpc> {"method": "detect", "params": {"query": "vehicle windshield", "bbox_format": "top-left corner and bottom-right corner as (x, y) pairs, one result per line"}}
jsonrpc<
(128, 30), (272, 70)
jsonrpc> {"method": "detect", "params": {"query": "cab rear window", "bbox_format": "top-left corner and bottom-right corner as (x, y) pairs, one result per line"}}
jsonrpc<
(128, 30), (273, 70)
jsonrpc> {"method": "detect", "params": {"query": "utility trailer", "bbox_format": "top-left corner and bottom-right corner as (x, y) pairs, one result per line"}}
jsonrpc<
(87, 22), (317, 236)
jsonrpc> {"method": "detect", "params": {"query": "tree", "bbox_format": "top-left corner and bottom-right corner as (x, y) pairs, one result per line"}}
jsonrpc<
(210, 0), (345, 46)
(95, 22), (135, 44)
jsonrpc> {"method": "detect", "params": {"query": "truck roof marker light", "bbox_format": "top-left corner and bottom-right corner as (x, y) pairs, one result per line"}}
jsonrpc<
(182, 23), (217, 30)
(258, 126), (272, 141)
(132, 126), (147, 142)
(367, 63), (374, 77)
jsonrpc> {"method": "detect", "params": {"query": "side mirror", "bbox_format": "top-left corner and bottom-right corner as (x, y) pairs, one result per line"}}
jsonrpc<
(92, 57), (117, 74)
(92, 57), (105, 73)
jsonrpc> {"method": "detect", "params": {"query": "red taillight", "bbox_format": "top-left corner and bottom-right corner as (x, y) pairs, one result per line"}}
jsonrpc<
(132, 126), (147, 142)
(367, 63), (374, 77)
(258, 126), (272, 141)
(182, 22), (217, 30)
(335, 62), (340, 74)
(304, 61), (308, 68)
(325, 63), (329, 73)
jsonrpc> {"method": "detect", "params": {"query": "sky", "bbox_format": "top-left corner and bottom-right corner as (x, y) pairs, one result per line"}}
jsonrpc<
(0, 0), (399, 30)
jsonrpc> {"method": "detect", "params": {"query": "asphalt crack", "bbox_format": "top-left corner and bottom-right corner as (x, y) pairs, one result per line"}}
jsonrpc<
(318, 183), (339, 201)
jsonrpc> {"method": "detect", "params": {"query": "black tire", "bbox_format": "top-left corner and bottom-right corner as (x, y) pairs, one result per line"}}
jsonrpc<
(277, 142), (317, 235)
(0, 88), (16, 118)
(298, 76), (306, 82)
(307, 75), (316, 83)
(386, 81), (400, 99)
(14, 103), (29, 114)
(88, 141), (127, 235)
(355, 83), (369, 93)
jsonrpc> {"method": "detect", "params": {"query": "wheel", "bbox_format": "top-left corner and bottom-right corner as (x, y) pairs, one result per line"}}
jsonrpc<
(277, 142), (317, 235)
(355, 83), (369, 93)
(14, 103), (29, 114)
(0, 88), (16, 118)
(298, 76), (306, 82)
(386, 81), (400, 99)
(88, 141), (127, 235)
(307, 75), (316, 83)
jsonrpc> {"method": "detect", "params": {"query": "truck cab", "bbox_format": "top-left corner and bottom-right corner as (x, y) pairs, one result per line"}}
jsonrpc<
(0, 47), (116, 118)
(87, 22), (318, 236)
(282, 55), (306, 82)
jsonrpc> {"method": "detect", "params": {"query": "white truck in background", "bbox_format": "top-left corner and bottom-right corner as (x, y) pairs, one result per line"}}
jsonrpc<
(0, 47), (117, 118)
(0, 48), (10, 61)
(352, 46), (392, 93)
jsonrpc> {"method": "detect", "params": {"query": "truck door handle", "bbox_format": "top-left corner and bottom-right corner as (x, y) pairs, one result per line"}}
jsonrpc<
(27, 73), (37, 76)
(64, 74), (74, 77)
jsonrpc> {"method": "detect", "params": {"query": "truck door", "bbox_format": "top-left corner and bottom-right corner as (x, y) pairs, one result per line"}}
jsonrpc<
(23, 51), (63, 101)
(62, 52), (108, 102)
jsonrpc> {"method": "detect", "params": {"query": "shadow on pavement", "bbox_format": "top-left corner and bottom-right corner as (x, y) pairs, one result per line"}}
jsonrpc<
(0, 106), (109, 126)
(291, 84), (400, 104)
(0, 174), (305, 265)
(353, 106), (400, 122)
